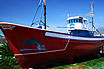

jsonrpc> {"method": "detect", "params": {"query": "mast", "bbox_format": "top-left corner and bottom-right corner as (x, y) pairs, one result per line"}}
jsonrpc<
(91, 4), (94, 35)
(67, 13), (70, 23)
(44, 0), (46, 29)
(91, 3), (102, 36)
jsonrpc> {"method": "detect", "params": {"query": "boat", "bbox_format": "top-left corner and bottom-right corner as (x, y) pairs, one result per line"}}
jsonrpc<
(0, 0), (104, 68)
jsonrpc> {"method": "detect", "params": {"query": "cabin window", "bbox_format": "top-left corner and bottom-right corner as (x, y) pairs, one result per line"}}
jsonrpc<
(71, 19), (74, 23)
(79, 19), (81, 22)
(72, 19), (74, 23)
(69, 19), (83, 23)
(76, 19), (78, 22)
(68, 20), (72, 23)
(71, 20), (72, 23)
(70, 20), (72, 23)
(74, 19), (75, 22)
(79, 19), (83, 23)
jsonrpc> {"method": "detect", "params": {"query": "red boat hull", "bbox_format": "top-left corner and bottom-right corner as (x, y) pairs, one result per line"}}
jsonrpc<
(0, 23), (104, 68)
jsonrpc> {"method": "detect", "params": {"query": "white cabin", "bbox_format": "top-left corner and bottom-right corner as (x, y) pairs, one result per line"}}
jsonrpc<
(67, 16), (88, 31)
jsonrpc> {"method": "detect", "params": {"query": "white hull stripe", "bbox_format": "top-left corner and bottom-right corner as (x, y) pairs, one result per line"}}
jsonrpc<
(45, 32), (104, 41)
(14, 40), (70, 56)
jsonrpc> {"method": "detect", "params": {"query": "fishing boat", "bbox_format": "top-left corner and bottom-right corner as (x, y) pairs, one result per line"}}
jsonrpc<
(0, 0), (104, 68)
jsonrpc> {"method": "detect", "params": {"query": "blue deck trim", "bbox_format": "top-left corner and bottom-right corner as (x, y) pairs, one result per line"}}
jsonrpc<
(45, 32), (104, 41)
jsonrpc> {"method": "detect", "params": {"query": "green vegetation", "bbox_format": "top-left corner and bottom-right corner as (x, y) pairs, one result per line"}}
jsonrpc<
(50, 57), (104, 69)
(0, 43), (21, 69)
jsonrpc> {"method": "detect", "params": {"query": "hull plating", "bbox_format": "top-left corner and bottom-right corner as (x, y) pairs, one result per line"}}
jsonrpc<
(0, 23), (104, 68)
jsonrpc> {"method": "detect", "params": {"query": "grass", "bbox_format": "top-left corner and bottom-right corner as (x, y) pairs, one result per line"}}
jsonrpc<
(50, 57), (104, 69)
(13, 65), (21, 69)
(2, 57), (104, 69)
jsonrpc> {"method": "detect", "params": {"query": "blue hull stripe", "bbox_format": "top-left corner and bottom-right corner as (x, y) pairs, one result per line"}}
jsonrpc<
(45, 32), (104, 41)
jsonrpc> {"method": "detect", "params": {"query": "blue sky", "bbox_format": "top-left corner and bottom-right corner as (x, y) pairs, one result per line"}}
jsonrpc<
(0, 0), (104, 35)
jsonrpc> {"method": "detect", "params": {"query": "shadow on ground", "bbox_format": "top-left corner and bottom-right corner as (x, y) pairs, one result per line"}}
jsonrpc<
(31, 53), (104, 69)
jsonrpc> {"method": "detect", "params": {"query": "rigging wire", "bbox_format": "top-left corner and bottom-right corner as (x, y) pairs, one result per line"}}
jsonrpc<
(40, 2), (44, 22)
(30, 0), (67, 29)
(30, 0), (42, 27)
(30, 0), (69, 29)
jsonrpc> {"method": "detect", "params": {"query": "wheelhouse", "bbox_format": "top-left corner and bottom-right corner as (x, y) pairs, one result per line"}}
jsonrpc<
(67, 16), (94, 36)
